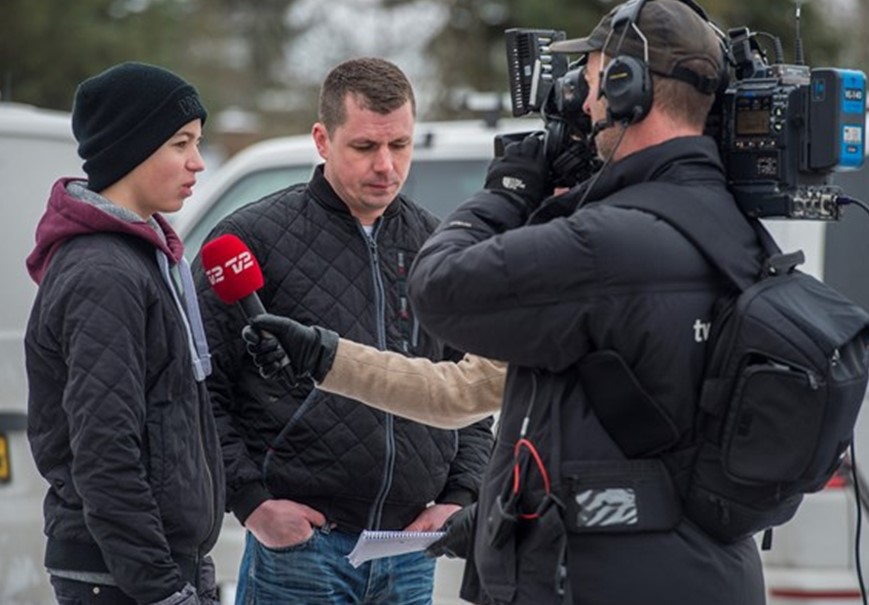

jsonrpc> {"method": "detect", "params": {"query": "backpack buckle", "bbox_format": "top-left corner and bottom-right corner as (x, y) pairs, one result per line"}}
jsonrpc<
(762, 250), (805, 277)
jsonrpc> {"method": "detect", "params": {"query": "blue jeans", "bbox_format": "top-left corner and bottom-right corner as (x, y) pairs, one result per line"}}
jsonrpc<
(235, 527), (436, 605)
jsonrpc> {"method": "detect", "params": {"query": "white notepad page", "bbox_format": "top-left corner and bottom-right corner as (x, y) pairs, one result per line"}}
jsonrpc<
(346, 530), (445, 568)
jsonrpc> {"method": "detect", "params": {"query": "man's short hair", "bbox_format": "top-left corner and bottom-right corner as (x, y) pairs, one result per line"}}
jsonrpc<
(318, 57), (416, 134)
(652, 57), (719, 129)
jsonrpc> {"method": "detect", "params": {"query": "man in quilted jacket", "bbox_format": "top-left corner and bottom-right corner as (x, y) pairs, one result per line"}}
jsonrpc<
(193, 57), (494, 604)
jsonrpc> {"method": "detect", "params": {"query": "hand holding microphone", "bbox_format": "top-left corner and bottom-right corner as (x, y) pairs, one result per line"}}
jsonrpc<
(242, 314), (338, 383)
(200, 234), (338, 385)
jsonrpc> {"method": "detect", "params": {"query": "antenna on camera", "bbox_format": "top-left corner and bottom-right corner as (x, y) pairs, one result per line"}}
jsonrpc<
(793, 0), (808, 65)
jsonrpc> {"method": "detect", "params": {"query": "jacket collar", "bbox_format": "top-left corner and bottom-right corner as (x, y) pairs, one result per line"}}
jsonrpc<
(586, 135), (725, 201)
(307, 164), (403, 222)
(26, 177), (186, 284)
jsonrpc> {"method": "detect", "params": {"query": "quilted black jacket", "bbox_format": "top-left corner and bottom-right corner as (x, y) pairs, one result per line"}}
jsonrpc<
(25, 178), (224, 604)
(194, 165), (494, 532)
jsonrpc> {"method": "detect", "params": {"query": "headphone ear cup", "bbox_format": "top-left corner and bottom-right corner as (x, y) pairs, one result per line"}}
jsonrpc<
(544, 118), (566, 161)
(602, 55), (653, 124)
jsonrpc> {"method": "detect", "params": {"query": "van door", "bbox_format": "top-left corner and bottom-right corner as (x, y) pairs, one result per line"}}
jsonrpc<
(0, 103), (81, 603)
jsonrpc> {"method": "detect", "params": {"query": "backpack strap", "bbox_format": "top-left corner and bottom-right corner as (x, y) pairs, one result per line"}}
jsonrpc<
(602, 182), (790, 292)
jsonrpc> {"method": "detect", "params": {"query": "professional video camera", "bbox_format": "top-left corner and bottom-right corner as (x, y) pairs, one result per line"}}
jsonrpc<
(503, 29), (575, 154)
(498, 29), (602, 187)
(504, 18), (866, 220)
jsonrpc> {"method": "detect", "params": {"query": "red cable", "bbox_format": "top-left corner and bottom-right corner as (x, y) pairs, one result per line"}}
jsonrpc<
(511, 437), (551, 519)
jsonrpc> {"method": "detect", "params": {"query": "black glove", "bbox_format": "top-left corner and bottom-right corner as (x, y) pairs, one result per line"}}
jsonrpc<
(484, 132), (551, 213)
(241, 313), (339, 383)
(425, 503), (476, 560)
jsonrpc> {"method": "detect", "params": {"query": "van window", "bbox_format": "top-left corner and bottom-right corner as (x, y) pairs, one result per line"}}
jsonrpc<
(185, 158), (490, 256)
(404, 159), (489, 219)
(187, 165), (315, 254)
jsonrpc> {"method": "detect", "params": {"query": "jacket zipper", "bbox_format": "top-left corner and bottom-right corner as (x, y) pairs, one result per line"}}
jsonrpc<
(158, 255), (218, 563)
(362, 222), (396, 530)
(197, 388), (218, 557)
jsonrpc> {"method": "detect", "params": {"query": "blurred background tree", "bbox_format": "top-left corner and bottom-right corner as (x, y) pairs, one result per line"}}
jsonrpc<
(0, 0), (862, 156)
(0, 0), (188, 109)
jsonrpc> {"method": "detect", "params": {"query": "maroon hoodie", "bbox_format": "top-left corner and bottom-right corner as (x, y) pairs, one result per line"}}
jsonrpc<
(26, 177), (185, 285)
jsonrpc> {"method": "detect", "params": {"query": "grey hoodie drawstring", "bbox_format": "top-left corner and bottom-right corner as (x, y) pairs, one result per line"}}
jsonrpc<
(156, 251), (212, 382)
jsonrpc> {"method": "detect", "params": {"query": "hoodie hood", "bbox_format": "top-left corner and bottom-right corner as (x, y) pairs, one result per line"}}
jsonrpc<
(26, 177), (185, 284)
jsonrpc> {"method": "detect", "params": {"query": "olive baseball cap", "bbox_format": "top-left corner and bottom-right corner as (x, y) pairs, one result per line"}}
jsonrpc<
(550, 0), (723, 93)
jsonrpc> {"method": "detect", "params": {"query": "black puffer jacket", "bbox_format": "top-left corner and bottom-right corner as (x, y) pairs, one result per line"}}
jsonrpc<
(194, 166), (493, 532)
(25, 178), (224, 604)
(408, 137), (766, 605)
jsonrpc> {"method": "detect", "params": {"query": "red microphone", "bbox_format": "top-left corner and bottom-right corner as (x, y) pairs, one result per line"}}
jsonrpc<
(201, 233), (267, 319)
(201, 234), (294, 380)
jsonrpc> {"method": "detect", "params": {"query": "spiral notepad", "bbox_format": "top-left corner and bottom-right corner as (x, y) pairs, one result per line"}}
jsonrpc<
(347, 529), (445, 568)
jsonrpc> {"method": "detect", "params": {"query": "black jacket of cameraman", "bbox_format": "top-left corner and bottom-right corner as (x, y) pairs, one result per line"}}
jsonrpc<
(407, 136), (766, 605)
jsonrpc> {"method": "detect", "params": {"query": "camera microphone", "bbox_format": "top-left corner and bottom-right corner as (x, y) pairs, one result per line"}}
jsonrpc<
(200, 233), (294, 381)
(591, 118), (614, 140)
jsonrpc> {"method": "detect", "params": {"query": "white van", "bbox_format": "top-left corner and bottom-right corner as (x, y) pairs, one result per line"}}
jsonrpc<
(0, 103), (81, 605)
(172, 118), (542, 252)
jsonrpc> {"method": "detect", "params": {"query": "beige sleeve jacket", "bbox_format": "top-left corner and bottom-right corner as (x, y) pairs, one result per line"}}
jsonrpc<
(319, 339), (506, 429)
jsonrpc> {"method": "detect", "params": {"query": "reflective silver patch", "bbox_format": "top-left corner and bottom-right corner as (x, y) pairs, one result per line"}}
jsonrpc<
(501, 176), (527, 191)
(574, 488), (638, 527)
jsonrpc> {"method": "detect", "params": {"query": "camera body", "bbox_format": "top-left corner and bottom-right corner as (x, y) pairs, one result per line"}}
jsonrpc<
(716, 28), (865, 219)
(504, 26), (866, 220)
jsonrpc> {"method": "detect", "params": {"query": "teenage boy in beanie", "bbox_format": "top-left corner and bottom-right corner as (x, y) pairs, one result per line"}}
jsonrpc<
(24, 62), (224, 605)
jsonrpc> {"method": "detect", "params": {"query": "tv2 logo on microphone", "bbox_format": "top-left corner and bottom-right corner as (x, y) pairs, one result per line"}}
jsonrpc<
(205, 251), (255, 285)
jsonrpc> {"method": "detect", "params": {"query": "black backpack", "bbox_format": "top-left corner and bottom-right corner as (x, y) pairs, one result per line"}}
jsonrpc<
(612, 188), (869, 544)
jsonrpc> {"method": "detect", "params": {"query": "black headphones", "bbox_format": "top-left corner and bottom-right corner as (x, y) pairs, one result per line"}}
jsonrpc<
(600, 0), (725, 126)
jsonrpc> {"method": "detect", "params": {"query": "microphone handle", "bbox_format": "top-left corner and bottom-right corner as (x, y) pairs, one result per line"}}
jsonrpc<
(238, 293), (267, 320)
(237, 293), (295, 381)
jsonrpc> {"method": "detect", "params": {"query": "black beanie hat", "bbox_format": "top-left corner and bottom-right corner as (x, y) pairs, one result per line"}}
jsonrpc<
(72, 61), (208, 192)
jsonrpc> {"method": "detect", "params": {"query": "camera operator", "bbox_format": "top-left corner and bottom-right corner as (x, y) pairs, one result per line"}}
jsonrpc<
(405, 0), (767, 603)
